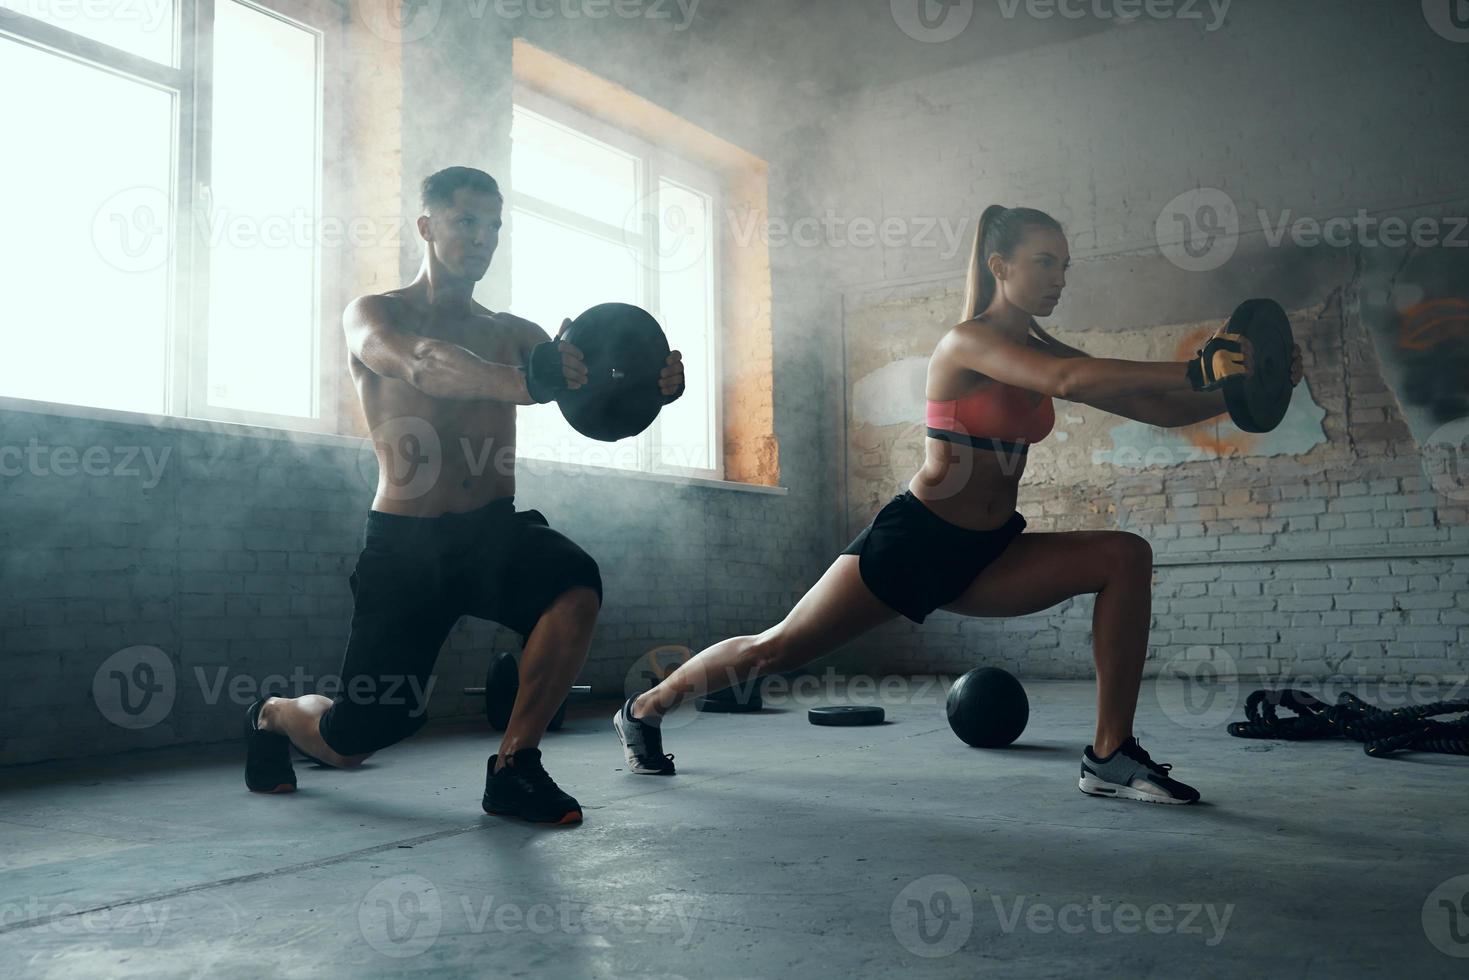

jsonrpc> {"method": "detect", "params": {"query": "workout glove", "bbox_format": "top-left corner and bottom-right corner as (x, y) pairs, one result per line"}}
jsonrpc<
(1186, 333), (1248, 391)
(524, 341), (568, 404)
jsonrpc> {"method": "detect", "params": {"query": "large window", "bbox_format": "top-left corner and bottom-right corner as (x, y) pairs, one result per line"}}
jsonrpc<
(510, 91), (721, 478)
(0, 1), (324, 425)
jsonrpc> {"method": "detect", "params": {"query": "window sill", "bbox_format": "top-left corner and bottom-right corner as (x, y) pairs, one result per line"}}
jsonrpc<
(0, 394), (358, 451)
(516, 456), (788, 496)
(0, 395), (788, 496)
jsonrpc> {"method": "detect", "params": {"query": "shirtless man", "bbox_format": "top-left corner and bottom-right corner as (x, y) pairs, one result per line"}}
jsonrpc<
(244, 166), (684, 825)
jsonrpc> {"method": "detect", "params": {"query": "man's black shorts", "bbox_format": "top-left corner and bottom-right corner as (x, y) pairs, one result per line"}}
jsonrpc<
(317, 497), (601, 757)
(842, 491), (1026, 624)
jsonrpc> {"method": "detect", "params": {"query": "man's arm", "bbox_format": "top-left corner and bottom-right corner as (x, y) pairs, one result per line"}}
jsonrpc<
(1029, 322), (1228, 428)
(343, 296), (534, 404)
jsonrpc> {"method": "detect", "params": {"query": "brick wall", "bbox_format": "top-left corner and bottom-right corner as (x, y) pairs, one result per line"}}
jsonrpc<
(0, 405), (830, 766)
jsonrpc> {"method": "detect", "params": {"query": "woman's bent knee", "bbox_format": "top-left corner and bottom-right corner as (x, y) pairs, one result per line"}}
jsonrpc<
(1106, 532), (1154, 576)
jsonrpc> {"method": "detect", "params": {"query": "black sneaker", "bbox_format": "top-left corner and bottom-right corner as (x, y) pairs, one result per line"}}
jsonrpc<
(244, 697), (296, 794)
(613, 698), (676, 775)
(482, 748), (583, 825)
(1079, 736), (1200, 805)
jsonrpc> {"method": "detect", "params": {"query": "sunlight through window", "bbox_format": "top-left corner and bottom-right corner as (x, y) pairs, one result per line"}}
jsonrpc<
(510, 99), (720, 477)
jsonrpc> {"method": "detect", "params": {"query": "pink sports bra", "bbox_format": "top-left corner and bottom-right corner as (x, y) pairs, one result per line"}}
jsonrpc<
(926, 382), (1055, 454)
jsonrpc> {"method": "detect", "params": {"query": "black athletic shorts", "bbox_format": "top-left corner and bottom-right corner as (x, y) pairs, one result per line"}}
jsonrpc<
(317, 497), (602, 757)
(842, 491), (1026, 624)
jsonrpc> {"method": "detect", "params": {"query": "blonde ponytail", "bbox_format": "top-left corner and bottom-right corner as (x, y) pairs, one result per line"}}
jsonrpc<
(959, 205), (1064, 322)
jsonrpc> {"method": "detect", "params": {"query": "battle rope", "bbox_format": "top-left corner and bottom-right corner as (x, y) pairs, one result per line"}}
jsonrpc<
(1227, 689), (1469, 757)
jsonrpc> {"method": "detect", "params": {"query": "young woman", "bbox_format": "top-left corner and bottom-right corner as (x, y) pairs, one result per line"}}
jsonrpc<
(614, 205), (1303, 805)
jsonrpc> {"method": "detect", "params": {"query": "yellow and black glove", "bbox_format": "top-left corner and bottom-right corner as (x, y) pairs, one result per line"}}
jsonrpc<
(1186, 333), (1248, 391)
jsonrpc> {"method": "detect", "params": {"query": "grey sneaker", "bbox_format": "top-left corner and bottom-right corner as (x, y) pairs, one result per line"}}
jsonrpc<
(1079, 736), (1200, 805)
(613, 698), (676, 775)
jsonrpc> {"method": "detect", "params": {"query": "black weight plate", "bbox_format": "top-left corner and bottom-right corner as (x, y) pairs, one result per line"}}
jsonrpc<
(1222, 298), (1293, 433)
(808, 705), (885, 727)
(558, 303), (670, 443)
(695, 693), (764, 713)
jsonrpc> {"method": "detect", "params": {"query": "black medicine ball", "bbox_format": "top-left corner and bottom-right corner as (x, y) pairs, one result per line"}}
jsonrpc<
(946, 667), (1029, 748)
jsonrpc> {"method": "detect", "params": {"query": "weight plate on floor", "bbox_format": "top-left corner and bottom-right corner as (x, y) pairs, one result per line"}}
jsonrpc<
(808, 705), (885, 727)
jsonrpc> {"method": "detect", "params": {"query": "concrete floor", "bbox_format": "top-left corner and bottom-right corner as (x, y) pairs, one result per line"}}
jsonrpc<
(2, 679), (1466, 979)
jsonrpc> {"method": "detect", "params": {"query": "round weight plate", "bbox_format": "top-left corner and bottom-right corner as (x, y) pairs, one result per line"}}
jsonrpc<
(1222, 298), (1294, 433)
(808, 705), (885, 727)
(558, 303), (670, 443)
(695, 693), (764, 713)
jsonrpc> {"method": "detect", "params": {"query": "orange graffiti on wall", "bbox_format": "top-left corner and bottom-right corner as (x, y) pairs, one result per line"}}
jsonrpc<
(1394, 298), (1469, 423)
(1396, 298), (1469, 351)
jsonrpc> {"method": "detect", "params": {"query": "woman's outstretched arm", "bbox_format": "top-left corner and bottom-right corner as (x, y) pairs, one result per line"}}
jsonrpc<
(1027, 322), (1231, 428)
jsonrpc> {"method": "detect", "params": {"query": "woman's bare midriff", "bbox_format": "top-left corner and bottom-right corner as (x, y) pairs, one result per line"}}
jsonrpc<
(907, 436), (1025, 531)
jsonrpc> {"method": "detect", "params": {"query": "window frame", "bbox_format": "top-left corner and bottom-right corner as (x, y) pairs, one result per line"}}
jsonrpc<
(509, 86), (725, 481)
(0, 0), (333, 432)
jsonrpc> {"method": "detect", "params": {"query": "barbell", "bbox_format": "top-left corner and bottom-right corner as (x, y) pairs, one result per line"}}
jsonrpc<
(463, 652), (590, 732)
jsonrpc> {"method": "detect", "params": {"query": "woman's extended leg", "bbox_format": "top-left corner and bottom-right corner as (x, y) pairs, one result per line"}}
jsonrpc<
(938, 529), (1154, 758)
(632, 555), (898, 722)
